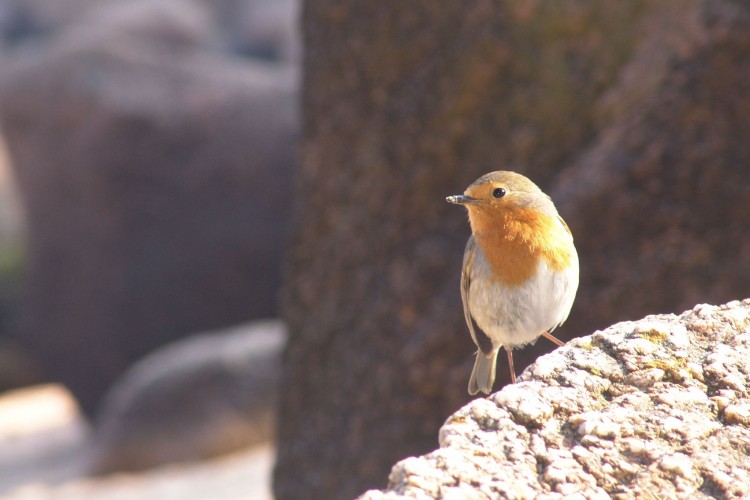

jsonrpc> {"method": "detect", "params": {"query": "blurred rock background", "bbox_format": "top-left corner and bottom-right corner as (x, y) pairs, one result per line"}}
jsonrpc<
(0, 0), (298, 498)
(0, 0), (299, 416)
(0, 0), (748, 499)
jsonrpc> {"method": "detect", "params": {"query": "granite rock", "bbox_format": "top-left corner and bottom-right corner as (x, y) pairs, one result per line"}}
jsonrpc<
(361, 300), (750, 499)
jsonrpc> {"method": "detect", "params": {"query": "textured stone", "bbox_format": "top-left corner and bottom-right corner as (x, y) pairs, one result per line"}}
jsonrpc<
(361, 300), (750, 499)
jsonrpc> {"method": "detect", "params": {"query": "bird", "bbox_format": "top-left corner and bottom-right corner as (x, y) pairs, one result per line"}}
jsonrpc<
(446, 171), (579, 395)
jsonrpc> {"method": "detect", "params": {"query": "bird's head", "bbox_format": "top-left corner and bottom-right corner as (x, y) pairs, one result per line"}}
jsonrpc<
(446, 171), (554, 217)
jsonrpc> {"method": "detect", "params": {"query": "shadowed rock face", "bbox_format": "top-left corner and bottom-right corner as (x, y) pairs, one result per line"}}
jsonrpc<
(361, 299), (750, 499)
(553, 1), (750, 341)
(277, 1), (750, 499)
(0, 1), (298, 414)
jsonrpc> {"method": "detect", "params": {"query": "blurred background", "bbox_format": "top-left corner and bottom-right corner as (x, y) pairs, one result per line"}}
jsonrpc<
(0, 0), (297, 498)
(0, 1), (749, 499)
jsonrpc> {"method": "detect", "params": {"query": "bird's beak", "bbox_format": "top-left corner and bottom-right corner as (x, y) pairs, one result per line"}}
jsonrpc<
(446, 194), (479, 205)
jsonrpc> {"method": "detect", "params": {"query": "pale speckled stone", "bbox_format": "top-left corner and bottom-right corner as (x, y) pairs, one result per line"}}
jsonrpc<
(620, 337), (659, 355)
(570, 413), (618, 439)
(723, 403), (750, 425)
(564, 344), (624, 382)
(591, 420), (618, 439)
(359, 299), (750, 500)
(625, 367), (664, 387)
(653, 386), (708, 407)
(610, 391), (650, 410)
(658, 452), (699, 486)
(721, 373), (747, 394)
(722, 308), (750, 331)
(493, 383), (553, 427)
(526, 351), (569, 379)
(687, 362), (705, 382)
(441, 485), (488, 500)
(543, 385), (588, 414)
(712, 396), (731, 412)
(623, 437), (646, 456)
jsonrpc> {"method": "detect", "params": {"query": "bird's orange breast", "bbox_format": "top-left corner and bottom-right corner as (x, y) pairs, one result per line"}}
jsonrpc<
(469, 206), (573, 287)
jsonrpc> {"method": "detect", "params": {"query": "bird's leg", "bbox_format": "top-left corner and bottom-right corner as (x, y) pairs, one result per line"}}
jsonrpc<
(505, 347), (516, 383)
(542, 331), (565, 347)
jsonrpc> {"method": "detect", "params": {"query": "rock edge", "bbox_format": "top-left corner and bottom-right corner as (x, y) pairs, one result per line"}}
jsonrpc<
(361, 299), (750, 499)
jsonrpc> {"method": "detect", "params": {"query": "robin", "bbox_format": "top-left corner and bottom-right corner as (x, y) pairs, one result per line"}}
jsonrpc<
(447, 171), (579, 394)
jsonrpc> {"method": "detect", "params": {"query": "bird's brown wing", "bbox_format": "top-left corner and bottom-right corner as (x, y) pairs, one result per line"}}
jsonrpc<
(461, 236), (494, 355)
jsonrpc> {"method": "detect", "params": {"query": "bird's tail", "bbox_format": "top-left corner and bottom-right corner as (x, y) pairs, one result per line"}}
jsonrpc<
(468, 349), (498, 395)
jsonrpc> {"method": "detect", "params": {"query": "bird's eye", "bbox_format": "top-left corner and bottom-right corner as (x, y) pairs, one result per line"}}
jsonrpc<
(492, 187), (506, 199)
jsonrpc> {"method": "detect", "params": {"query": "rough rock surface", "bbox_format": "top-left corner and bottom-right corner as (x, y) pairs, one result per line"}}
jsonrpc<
(89, 320), (285, 474)
(360, 300), (750, 499)
(0, 0), (298, 414)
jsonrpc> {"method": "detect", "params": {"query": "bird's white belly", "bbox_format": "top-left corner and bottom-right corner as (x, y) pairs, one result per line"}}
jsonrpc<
(468, 248), (578, 349)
